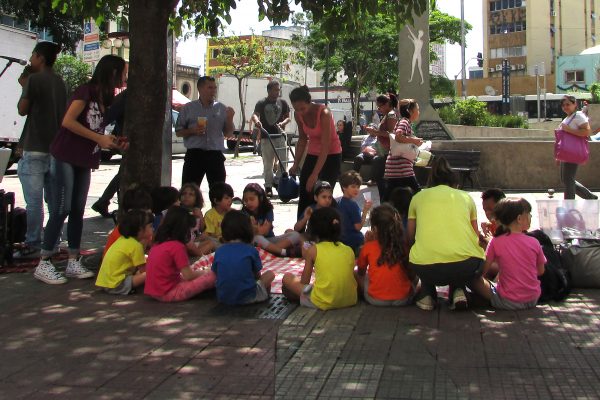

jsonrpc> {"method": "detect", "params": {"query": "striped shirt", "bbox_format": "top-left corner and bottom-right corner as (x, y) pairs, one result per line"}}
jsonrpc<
(385, 118), (415, 178)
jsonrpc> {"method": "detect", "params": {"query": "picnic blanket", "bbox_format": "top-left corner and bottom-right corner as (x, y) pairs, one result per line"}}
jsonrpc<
(191, 247), (305, 294)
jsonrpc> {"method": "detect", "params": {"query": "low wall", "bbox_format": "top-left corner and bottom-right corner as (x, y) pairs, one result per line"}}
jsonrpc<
(431, 140), (600, 190)
(447, 124), (553, 140)
(346, 137), (600, 190)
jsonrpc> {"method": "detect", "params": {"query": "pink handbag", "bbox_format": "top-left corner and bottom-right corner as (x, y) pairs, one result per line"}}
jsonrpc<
(554, 113), (590, 164)
(554, 129), (590, 164)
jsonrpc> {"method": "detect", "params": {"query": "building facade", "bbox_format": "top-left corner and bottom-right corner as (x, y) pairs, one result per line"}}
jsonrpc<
(430, 43), (446, 76)
(479, 0), (600, 95)
(205, 27), (321, 86)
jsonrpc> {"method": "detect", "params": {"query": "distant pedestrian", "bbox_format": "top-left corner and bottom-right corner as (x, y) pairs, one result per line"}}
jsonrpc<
(15, 41), (67, 259)
(91, 89), (128, 218)
(370, 93), (398, 200)
(557, 95), (597, 200)
(175, 76), (235, 188)
(251, 80), (291, 197)
(288, 86), (342, 219)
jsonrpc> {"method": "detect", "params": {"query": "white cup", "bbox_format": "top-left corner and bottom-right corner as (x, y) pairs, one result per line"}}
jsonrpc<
(363, 192), (371, 202)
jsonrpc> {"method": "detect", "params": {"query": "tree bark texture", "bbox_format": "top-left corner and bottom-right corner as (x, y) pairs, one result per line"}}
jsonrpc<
(121, 0), (173, 193)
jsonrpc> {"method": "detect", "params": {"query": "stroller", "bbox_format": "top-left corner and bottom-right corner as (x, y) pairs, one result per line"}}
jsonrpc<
(259, 127), (298, 203)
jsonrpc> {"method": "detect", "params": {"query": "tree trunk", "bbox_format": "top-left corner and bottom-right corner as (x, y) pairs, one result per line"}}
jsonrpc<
(234, 77), (245, 158)
(121, 0), (172, 193)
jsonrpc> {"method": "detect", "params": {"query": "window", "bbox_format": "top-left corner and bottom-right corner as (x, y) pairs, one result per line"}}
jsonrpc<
(516, 0), (522, 6)
(502, 0), (509, 8)
(565, 70), (585, 83)
(211, 49), (220, 58)
(182, 82), (191, 96)
(509, 0), (515, 7)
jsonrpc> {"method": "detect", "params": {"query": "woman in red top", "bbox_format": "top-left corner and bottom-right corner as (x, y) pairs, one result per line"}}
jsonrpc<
(289, 86), (343, 219)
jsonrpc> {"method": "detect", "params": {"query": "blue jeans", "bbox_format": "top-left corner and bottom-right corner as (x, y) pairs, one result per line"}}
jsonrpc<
(17, 152), (51, 248)
(41, 157), (91, 257)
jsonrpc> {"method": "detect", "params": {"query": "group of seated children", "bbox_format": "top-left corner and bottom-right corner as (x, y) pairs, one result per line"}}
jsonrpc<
(95, 172), (547, 313)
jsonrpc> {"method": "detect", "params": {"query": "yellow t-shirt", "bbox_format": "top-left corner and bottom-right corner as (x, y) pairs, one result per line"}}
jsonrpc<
(310, 241), (357, 310)
(204, 208), (225, 239)
(408, 185), (484, 265)
(96, 236), (146, 288)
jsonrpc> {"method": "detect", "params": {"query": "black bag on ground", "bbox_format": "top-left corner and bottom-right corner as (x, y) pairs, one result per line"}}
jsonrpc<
(560, 239), (600, 289)
(526, 229), (571, 302)
(10, 207), (27, 244)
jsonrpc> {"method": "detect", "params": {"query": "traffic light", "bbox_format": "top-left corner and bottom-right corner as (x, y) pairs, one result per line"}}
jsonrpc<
(476, 52), (483, 67)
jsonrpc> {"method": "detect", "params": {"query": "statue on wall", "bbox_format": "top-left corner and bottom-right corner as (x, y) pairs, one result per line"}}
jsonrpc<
(407, 26), (425, 85)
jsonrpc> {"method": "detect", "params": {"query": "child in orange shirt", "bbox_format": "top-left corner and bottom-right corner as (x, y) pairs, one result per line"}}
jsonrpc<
(355, 204), (414, 306)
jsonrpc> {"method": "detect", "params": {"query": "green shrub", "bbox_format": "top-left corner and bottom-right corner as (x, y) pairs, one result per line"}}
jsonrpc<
(54, 55), (91, 95)
(438, 105), (459, 124)
(439, 99), (528, 128)
(453, 98), (488, 126)
(590, 82), (600, 104)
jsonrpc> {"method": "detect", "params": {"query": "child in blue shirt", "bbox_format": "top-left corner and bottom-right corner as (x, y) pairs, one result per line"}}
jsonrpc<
(338, 171), (372, 255)
(212, 210), (275, 305)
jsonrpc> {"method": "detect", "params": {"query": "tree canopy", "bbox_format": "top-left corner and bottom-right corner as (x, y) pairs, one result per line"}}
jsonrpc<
(212, 35), (291, 156)
(294, 4), (469, 122)
(38, 0), (428, 190)
(0, 0), (84, 52)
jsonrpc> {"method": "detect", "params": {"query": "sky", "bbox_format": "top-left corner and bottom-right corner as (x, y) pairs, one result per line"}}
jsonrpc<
(177, 0), (484, 79)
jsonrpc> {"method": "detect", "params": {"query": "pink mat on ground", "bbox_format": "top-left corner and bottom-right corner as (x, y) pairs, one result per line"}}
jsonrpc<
(191, 247), (305, 294)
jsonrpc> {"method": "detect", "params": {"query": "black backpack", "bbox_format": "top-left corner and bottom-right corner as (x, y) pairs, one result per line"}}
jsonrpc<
(526, 229), (571, 302)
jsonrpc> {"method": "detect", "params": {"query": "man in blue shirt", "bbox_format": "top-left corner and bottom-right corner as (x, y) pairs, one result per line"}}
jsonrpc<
(175, 76), (235, 187)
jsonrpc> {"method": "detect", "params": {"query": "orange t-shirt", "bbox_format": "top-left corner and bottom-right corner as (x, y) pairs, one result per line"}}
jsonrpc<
(357, 240), (412, 301)
(103, 226), (122, 258)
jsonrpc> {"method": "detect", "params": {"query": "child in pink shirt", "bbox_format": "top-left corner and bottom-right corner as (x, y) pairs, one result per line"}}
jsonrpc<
(145, 206), (215, 302)
(472, 198), (546, 310)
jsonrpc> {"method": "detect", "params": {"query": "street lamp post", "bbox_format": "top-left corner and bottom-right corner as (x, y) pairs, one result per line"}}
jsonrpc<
(460, 0), (467, 98)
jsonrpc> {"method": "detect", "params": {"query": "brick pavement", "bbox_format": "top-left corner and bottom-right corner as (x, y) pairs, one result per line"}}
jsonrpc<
(2, 153), (600, 399)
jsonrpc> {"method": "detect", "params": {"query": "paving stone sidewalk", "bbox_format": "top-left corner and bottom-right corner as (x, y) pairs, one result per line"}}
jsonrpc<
(2, 154), (600, 399)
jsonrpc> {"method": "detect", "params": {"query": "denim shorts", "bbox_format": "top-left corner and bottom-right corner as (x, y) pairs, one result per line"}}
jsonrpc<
(103, 275), (134, 296)
(490, 283), (537, 310)
(299, 284), (318, 309)
(240, 281), (270, 305)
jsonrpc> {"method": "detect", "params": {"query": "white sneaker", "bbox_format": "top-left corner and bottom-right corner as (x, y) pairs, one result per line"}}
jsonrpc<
(450, 288), (468, 311)
(34, 259), (67, 285)
(416, 295), (435, 311)
(65, 257), (95, 279)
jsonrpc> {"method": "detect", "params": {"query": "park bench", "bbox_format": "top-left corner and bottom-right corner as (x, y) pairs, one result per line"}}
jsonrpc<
(421, 149), (481, 189)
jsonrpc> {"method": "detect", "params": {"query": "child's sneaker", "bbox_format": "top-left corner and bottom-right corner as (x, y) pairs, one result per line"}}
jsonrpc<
(416, 295), (435, 311)
(450, 288), (468, 311)
(34, 259), (67, 285)
(65, 257), (95, 279)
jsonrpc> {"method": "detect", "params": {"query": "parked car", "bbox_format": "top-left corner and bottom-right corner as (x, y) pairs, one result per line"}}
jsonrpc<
(101, 110), (186, 161)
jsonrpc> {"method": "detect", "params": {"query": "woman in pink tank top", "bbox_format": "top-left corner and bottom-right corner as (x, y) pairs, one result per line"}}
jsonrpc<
(289, 86), (342, 219)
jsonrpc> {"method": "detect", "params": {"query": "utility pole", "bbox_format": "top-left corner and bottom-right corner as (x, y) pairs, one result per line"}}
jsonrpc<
(460, 0), (467, 98)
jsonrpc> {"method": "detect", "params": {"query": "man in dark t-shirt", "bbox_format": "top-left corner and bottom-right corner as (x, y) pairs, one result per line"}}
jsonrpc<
(251, 81), (290, 197)
(16, 42), (67, 258)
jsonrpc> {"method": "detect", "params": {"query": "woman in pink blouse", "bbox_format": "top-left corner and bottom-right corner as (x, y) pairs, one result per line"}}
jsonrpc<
(289, 86), (343, 219)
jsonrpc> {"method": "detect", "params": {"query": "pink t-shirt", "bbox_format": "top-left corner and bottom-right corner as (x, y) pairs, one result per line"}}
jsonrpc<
(297, 104), (342, 156)
(486, 233), (546, 303)
(144, 241), (190, 297)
